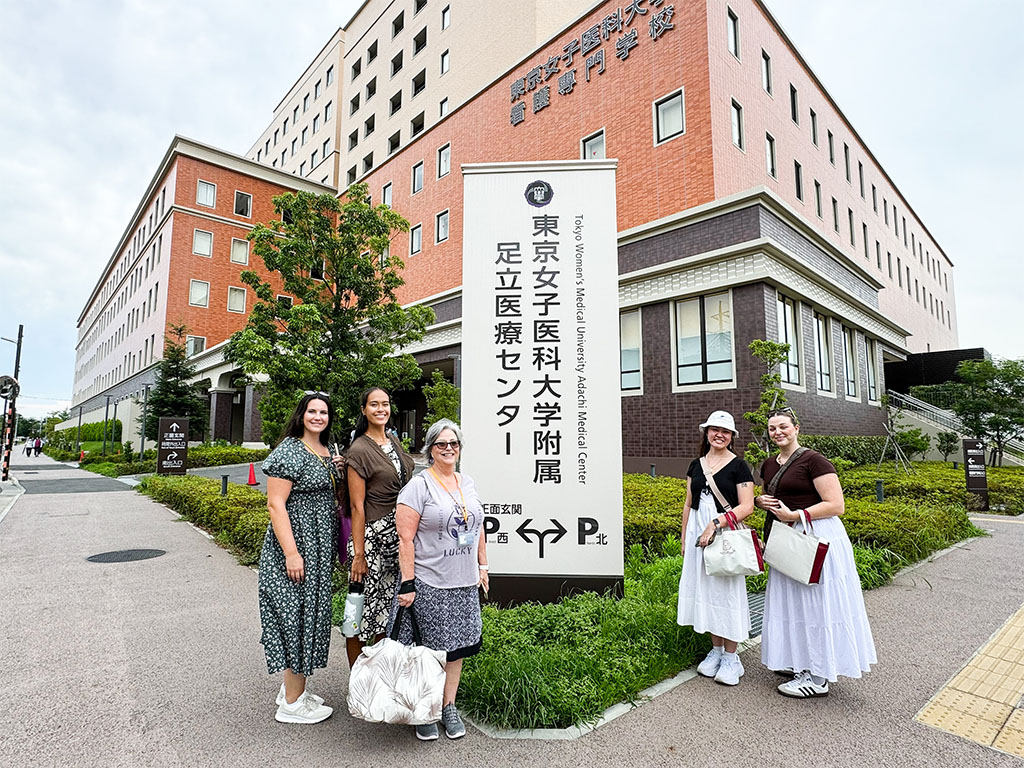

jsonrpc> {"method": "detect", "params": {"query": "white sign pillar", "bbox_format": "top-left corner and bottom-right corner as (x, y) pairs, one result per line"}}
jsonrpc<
(461, 160), (623, 604)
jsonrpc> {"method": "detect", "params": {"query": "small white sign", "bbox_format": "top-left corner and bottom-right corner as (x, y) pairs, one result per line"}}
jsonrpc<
(461, 160), (623, 581)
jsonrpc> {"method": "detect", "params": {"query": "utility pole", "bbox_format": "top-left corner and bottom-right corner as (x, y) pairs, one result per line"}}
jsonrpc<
(1, 324), (24, 482)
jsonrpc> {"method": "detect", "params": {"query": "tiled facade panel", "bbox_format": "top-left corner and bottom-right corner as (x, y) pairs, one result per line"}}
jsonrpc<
(429, 295), (462, 324)
(706, 0), (956, 352)
(619, 208), (760, 274)
(757, 208), (877, 308)
(359, 0), (716, 305)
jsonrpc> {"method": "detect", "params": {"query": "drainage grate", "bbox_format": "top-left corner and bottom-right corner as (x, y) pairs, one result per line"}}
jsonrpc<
(86, 549), (166, 563)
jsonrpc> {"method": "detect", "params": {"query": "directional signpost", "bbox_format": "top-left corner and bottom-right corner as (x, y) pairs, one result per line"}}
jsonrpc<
(157, 417), (188, 475)
(962, 439), (988, 511)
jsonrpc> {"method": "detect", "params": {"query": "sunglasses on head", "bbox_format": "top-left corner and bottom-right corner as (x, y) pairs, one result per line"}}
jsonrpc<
(304, 390), (331, 399)
(432, 440), (461, 450)
(767, 407), (796, 419)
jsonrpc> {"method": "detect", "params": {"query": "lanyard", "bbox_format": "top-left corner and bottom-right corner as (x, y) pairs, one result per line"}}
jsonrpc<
(301, 440), (335, 492)
(428, 466), (468, 523)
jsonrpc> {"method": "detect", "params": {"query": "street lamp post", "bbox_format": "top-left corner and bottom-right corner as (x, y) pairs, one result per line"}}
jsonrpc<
(1, 324), (24, 482)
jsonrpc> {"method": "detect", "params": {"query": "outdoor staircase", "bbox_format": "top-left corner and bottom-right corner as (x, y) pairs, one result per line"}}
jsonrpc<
(887, 390), (1024, 467)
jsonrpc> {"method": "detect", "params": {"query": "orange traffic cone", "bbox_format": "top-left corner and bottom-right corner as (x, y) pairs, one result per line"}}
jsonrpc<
(247, 463), (259, 486)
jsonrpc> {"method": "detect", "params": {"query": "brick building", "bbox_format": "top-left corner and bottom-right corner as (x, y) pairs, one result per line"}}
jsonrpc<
(354, 0), (959, 469)
(69, 137), (334, 444)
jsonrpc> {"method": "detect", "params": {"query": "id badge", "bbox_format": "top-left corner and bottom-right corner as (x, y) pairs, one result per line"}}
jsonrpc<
(457, 530), (473, 547)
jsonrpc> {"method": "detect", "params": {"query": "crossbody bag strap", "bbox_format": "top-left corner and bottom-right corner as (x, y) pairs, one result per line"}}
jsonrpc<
(699, 456), (735, 519)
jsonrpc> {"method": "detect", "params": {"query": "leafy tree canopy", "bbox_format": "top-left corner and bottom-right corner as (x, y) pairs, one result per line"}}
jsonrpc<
(950, 358), (1024, 466)
(141, 324), (209, 440)
(227, 183), (434, 445)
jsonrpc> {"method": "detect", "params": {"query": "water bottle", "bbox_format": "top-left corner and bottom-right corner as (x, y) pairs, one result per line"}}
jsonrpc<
(342, 581), (364, 638)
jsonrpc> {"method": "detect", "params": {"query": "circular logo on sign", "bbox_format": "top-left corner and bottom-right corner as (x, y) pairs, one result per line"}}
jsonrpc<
(525, 180), (554, 207)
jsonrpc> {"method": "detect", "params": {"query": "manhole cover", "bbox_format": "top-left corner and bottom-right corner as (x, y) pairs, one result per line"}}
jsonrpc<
(86, 549), (166, 563)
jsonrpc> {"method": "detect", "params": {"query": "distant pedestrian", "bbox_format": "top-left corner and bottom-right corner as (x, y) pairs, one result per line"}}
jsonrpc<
(756, 408), (876, 698)
(677, 411), (755, 686)
(258, 392), (339, 724)
(33, 437), (42, 456)
(22, 440), (30, 456)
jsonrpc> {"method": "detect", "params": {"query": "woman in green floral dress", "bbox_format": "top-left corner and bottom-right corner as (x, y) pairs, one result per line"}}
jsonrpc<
(259, 392), (341, 724)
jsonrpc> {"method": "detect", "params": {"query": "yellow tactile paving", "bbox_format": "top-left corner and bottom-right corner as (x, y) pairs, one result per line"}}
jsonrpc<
(916, 602), (1024, 759)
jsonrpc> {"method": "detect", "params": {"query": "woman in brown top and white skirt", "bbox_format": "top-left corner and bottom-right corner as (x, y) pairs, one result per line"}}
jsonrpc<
(345, 387), (415, 666)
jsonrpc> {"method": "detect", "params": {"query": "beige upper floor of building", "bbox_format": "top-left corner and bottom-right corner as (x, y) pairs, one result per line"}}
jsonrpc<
(246, 29), (345, 188)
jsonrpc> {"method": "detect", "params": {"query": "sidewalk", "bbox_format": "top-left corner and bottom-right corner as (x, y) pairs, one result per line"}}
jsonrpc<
(1, 455), (1022, 766)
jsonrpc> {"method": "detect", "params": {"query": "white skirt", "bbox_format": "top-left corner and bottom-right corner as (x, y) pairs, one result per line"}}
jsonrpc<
(761, 514), (877, 682)
(676, 491), (750, 643)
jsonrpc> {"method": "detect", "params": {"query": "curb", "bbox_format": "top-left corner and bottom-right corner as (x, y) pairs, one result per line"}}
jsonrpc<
(464, 635), (762, 741)
(0, 477), (25, 528)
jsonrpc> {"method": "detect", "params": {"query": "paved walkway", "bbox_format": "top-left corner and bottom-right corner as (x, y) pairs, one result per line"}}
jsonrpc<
(1, 453), (1023, 766)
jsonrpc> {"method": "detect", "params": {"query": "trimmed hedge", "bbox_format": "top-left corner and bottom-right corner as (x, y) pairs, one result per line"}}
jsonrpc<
(83, 445), (270, 477)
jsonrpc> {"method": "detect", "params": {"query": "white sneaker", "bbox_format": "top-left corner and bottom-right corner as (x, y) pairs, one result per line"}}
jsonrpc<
(714, 655), (744, 686)
(277, 684), (324, 707)
(275, 691), (334, 723)
(697, 647), (723, 678)
(777, 671), (829, 698)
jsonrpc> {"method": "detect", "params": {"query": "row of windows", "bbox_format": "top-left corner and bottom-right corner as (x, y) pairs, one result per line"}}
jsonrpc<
(196, 180), (252, 217)
(618, 292), (877, 403)
(726, 4), (948, 296)
(190, 228), (251, 265)
(257, 104), (333, 171)
(188, 280), (247, 313)
(256, 65), (334, 167)
(351, 2), (449, 83)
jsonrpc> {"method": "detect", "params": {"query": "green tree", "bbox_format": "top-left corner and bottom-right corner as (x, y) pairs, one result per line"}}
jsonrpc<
(742, 339), (791, 465)
(227, 183), (434, 445)
(422, 369), (460, 434)
(950, 358), (1024, 466)
(141, 325), (209, 440)
(935, 430), (960, 462)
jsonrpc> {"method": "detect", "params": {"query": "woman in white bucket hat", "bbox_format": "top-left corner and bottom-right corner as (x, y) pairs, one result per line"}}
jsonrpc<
(676, 410), (756, 686)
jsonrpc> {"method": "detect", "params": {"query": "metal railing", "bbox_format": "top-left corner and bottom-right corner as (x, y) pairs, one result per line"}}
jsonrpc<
(887, 390), (1024, 456)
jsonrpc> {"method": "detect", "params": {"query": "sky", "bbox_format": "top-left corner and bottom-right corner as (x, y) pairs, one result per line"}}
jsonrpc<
(0, 0), (1020, 420)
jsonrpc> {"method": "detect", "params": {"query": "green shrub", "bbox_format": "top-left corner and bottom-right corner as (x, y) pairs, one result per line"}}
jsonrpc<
(80, 444), (270, 477)
(622, 474), (685, 553)
(798, 435), (889, 466)
(138, 475), (269, 563)
(841, 497), (982, 562)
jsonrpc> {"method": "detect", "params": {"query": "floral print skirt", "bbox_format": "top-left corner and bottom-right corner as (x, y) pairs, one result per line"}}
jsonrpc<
(346, 511), (400, 642)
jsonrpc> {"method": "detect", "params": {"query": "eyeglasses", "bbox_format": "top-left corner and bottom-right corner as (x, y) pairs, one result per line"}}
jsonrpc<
(432, 440), (461, 450)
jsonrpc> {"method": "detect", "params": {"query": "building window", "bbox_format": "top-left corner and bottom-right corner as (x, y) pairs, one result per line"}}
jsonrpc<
(858, 161), (865, 198)
(302, 127), (308, 145)
(848, 209), (855, 246)
(843, 144), (851, 182)
(300, 161), (306, 175)
(435, 209), (449, 242)
(193, 229), (213, 257)
(311, 259), (325, 281)
(654, 90), (685, 144)
(227, 286), (246, 314)
(726, 8), (740, 58)
(315, 79), (323, 99)
(390, 91), (402, 115)
(765, 133), (777, 177)
(761, 50), (772, 94)
(392, 11), (404, 37)
(347, 166), (357, 185)
(789, 84), (799, 124)
(410, 224), (422, 255)
(832, 198), (840, 233)
(813, 312), (831, 391)
(277, 295), (293, 309)
(777, 293), (800, 384)
(303, 93), (310, 112)
(382, 182), (393, 207)
(291, 138), (297, 156)
(440, 49), (450, 74)
(794, 160), (803, 200)
(867, 339), (878, 401)
(185, 335), (206, 356)
(324, 138), (331, 157)
(842, 326), (858, 397)
(196, 180), (216, 207)
(412, 69), (426, 96)
(439, 97), (449, 116)
(897, 256), (903, 287)
(364, 115), (375, 138)
(326, 65), (334, 85)
(887, 251), (893, 279)
(872, 184), (878, 212)
(412, 161), (424, 193)
(366, 77), (377, 100)
(391, 51), (404, 76)
(411, 112), (425, 136)
(730, 99), (744, 149)
(388, 131), (401, 154)
(814, 180), (822, 218)
(437, 143), (451, 177)
(325, 101), (333, 121)
(311, 149), (319, 166)
(188, 280), (210, 308)
(620, 309), (642, 391)
(313, 114), (321, 133)
(351, 59), (361, 80)
(414, 27), (427, 55)
(669, 292), (733, 388)
(363, 153), (373, 173)
(441, 5), (451, 30)
(367, 40), (378, 62)
(234, 191), (252, 218)
(827, 131), (835, 165)
(415, 0), (427, 12)
(230, 238), (249, 265)
(293, 106), (299, 123)
(274, 129), (279, 146)
(582, 130), (605, 159)
(810, 109), (818, 146)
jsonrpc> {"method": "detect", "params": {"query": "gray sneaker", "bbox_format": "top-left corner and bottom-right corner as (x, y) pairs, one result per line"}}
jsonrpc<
(415, 722), (439, 741)
(442, 703), (466, 739)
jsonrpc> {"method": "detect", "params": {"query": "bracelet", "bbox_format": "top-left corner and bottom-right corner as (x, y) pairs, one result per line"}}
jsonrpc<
(478, 564), (489, 571)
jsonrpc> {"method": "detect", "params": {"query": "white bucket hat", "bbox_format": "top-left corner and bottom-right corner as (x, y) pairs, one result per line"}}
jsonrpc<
(698, 410), (738, 436)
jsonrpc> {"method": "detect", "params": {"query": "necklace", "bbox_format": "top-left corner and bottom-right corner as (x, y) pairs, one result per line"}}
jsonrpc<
(428, 465), (468, 523)
(299, 440), (335, 491)
(706, 452), (731, 472)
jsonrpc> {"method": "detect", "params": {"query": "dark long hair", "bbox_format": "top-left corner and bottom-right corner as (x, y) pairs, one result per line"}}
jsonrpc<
(282, 393), (335, 446)
(698, 428), (735, 456)
(352, 387), (391, 441)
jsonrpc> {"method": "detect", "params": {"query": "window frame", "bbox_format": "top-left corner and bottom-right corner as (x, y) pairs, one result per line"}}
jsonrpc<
(435, 209), (449, 243)
(653, 89), (685, 145)
(581, 129), (606, 159)
(227, 285), (247, 314)
(671, 290), (736, 390)
(196, 179), (216, 208)
(761, 50), (772, 94)
(619, 308), (643, 394)
(437, 142), (451, 177)
(730, 99), (744, 150)
(382, 182), (393, 207)
(230, 237), (249, 265)
(409, 223), (423, 255)
(440, 49), (450, 75)
(765, 132), (777, 178)
(776, 293), (801, 386)
(842, 325), (859, 398)
(192, 228), (213, 258)
(726, 7), (740, 59)
(441, 5), (451, 30)
(411, 160), (424, 194)
(185, 335), (206, 356)
(813, 311), (833, 393)
(188, 279), (210, 308)
(233, 190), (252, 218)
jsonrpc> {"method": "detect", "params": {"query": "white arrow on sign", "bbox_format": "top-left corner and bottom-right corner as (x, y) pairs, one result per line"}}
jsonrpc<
(968, 457), (976, 465)
(167, 452), (178, 460)
(169, 422), (180, 431)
